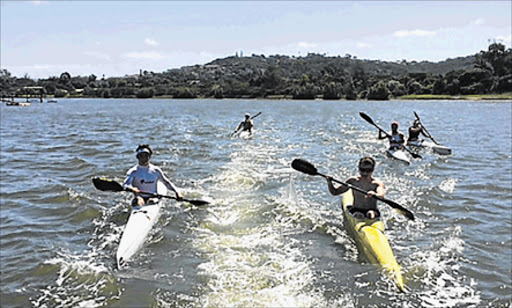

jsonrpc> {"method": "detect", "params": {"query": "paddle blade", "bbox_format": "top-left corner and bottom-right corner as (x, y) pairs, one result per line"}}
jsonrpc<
(414, 111), (421, 121)
(396, 208), (415, 221)
(382, 198), (415, 221)
(291, 159), (319, 176)
(359, 112), (374, 125)
(185, 199), (210, 206)
(92, 177), (124, 192)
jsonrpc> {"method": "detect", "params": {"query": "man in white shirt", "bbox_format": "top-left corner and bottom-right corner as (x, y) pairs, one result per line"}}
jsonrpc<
(123, 144), (183, 206)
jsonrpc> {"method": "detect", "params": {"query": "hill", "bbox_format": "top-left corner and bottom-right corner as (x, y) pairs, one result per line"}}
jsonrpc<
(1, 43), (510, 100)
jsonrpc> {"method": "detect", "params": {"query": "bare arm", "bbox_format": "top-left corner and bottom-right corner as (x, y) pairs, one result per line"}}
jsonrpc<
(378, 130), (388, 140)
(326, 176), (352, 196)
(367, 178), (385, 199)
(156, 168), (183, 200)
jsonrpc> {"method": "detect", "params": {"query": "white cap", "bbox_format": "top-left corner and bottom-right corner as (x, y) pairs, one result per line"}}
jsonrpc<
(245, 113), (250, 117)
(136, 148), (151, 155)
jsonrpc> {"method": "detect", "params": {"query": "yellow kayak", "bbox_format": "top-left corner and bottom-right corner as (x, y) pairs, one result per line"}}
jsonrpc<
(342, 189), (405, 292)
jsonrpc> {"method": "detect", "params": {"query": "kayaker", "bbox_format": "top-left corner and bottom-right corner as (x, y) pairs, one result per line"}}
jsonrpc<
(123, 144), (183, 206)
(234, 113), (254, 134)
(378, 121), (406, 150)
(407, 120), (428, 143)
(325, 156), (385, 219)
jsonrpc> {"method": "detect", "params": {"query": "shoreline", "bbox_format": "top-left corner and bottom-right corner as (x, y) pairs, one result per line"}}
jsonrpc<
(4, 93), (511, 102)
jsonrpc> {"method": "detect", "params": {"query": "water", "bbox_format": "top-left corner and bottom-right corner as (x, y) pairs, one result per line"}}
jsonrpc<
(1, 99), (510, 307)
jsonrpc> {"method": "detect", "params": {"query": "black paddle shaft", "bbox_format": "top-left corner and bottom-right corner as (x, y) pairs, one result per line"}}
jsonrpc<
(414, 111), (439, 145)
(92, 177), (210, 206)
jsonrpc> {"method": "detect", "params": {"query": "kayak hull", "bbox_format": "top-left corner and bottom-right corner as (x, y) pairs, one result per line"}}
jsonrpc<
(386, 148), (411, 165)
(116, 200), (161, 268)
(342, 190), (405, 292)
(408, 139), (451, 155)
(238, 130), (254, 139)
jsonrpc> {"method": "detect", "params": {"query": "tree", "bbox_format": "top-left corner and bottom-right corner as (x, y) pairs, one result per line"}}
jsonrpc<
(367, 81), (390, 100)
(0, 69), (15, 95)
(407, 81), (424, 94)
(59, 72), (71, 83)
(322, 82), (343, 99)
(386, 80), (406, 97)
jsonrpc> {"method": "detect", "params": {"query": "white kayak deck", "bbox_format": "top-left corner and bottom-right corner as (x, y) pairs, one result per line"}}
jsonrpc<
(116, 201), (162, 268)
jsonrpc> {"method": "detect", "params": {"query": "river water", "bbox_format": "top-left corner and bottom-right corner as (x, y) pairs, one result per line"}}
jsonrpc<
(1, 98), (510, 307)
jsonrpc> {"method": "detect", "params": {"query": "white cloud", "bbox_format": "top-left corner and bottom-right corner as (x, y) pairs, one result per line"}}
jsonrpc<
(298, 42), (318, 48)
(144, 38), (159, 46)
(496, 34), (512, 44)
(393, 29), (436, 38)
(31, 1), (49, 5)
(356, 42), (372, 48)
(472, 18), (485, 25)
(122, 51), (163, 60)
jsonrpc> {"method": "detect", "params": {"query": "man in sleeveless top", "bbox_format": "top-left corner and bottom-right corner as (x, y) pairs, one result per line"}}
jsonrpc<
(235, 113), (254, 133)
(407, 120), (428, 143)
(123, 144), (183, 206)
(378, 121), (406, 150)
(325, 156), (385, 219)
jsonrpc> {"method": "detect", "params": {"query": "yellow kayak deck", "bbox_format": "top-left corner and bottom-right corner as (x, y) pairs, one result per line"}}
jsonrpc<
(342, 190), (405, 292)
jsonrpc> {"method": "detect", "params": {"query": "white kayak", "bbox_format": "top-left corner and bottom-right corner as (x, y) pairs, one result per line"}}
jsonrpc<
(386, 148), (411, 165)
(116, 200), (162, 268)
(238, 130), (254, 139)
(407, 139), (451, 155)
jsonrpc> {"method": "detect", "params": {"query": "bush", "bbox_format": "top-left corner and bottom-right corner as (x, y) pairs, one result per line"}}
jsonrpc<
(54, 89), (68, 98)
(322, 82), (343, 100)
(367, 81), (390, 100)
(136, 87), (155, 98)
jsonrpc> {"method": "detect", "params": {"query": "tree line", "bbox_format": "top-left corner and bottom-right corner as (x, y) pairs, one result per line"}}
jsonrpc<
(1, 43), (511, 101)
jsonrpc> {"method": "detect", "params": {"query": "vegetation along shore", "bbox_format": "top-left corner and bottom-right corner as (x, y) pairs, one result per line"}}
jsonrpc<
(1, 43), (511, 101)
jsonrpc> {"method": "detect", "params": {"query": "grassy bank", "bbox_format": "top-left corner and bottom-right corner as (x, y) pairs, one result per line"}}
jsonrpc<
(398, 93), (512, 100)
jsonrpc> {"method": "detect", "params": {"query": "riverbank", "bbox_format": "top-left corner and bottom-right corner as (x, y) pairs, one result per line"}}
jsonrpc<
(397, 93), (512, 100)
(5, 92), (512, 101)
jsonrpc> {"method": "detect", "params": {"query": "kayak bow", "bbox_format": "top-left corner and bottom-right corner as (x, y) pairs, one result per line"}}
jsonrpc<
(116, 200), (162, 268)
(386, 148), (411, 165)
(408, 139), (452, 155)
(342, 189), (405, 292)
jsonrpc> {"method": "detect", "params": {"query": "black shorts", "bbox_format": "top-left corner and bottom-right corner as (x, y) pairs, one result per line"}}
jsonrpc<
(347, 206), (380, 219)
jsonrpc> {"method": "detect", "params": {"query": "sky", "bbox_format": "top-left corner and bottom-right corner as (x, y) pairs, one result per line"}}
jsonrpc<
(1, 1), (511, 79)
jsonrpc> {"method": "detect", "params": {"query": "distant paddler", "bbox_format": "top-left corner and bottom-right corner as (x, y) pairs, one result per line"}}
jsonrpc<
(407, 119), (428, 144)
(231, 112), (261, 137)
(378, 121), (407, 152)
(407, 112), (452, 155)
(359, 112), (421, 164)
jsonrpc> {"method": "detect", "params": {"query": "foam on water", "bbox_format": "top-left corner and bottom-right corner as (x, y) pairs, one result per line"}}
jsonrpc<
(405, 226), (481, 307)
(189, 140), (346, 307)
(31, 249), (121, 308)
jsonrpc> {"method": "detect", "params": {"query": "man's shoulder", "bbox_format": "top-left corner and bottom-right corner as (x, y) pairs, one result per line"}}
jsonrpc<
(371, 177), (384, 186)
(126, 165), (138, 174)
(148, 163), (164, 172)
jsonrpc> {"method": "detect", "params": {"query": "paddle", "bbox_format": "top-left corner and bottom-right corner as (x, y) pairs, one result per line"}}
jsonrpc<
(291, 159), (414, 221)
(92, 177), (210, 206)
(359, 112), (422, 159)
(414, 111), (439, 145)
(231, 112), (262, 136)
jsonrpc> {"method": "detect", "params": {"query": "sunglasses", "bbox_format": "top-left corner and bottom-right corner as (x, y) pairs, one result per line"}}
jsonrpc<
(359, 167), (374, 173)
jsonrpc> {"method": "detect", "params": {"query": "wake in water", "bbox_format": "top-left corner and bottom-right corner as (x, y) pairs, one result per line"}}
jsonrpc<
(190, 140), (344, 306)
